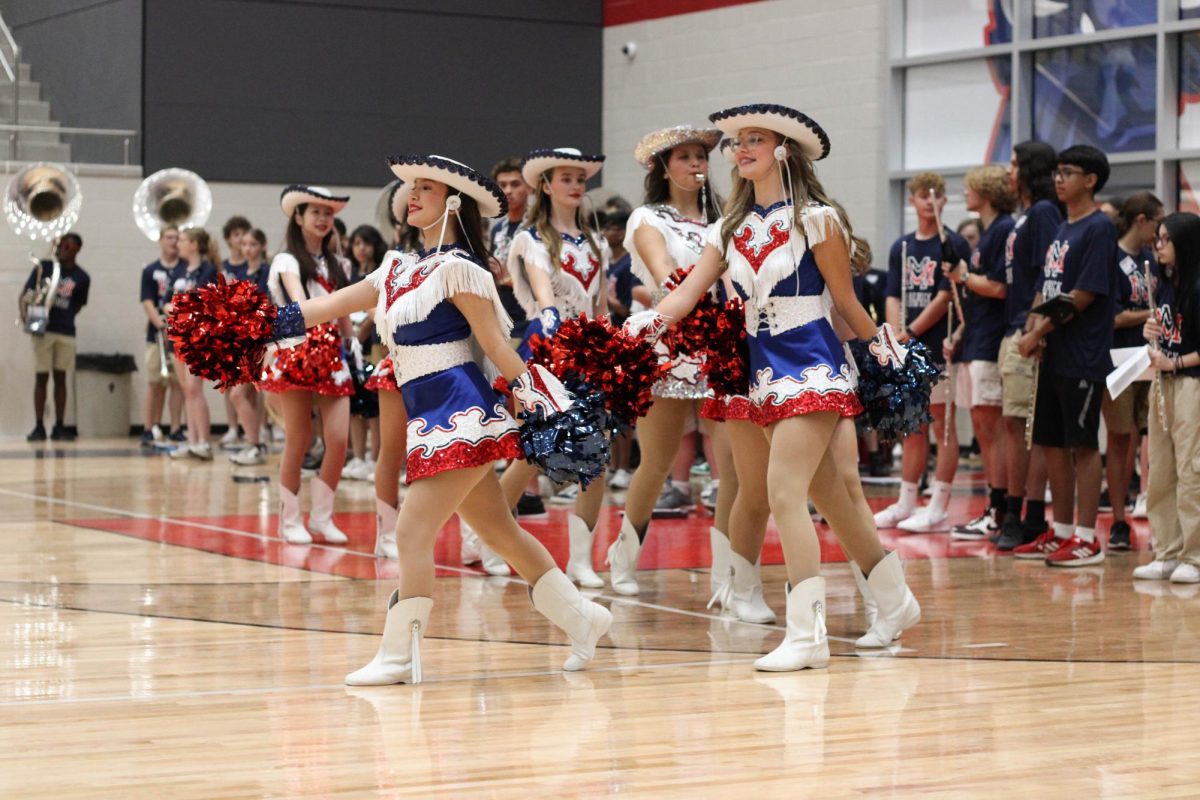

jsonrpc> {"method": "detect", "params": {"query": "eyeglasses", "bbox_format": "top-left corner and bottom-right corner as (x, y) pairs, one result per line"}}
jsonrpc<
(729, 134), (770, 152)
(1156, 235), (1172, 246)
(1052, 167), (1085, 180)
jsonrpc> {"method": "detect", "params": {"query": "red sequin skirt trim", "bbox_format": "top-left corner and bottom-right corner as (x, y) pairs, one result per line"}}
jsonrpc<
(699, 395), (754, 422)
(406, 431), (523, 482)
(750, 390), (863, 426)
(365, 355), (399, 392)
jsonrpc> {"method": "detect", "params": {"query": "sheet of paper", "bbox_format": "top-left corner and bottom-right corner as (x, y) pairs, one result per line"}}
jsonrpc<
(1106, 346), (1152, 399)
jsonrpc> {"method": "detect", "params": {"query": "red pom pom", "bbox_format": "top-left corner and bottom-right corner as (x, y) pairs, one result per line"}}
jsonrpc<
(659, 288), (749, 399)
(528, 315), (666, 427)
(271, 323), (344, 387)
(167, 275), (278, 390)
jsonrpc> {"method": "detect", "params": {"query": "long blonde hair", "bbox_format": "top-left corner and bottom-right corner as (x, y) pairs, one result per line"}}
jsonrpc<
(182, 227), (223, 270)
(523, 168), (603, 268)
(719, 136), (871, 275)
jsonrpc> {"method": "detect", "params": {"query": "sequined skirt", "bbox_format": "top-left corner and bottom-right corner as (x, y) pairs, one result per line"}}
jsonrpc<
(258, 324), (355, 397)
(746, 317), (861, 425)
(364, 355), (399, 392)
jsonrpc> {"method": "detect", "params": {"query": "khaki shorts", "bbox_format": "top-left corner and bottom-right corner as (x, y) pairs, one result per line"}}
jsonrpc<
(33, 332), (75, 373)
(1103, 381), (1150, 435)
(999, 330), (1036, 419)
(144, 341), (176, 385)
(930, 373), (951, 405)
(956, 360), (1003, 409)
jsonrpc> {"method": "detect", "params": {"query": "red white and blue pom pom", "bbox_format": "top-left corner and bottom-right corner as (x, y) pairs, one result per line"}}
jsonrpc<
(167, 274), (277, 390)
(849, 338), (940, 438)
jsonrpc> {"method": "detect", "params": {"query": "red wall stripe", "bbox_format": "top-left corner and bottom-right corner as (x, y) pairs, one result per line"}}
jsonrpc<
(604, 0), (767, 26)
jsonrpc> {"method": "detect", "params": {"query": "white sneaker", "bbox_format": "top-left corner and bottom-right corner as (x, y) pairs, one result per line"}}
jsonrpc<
(897, 506), (949, 533)
(189, 442), (214, 461)
(548, 484), (579, 506)
(229, 444), (267, 466)
(1170, 562), (1200, 584)
(342, 457), (371, 481)
(608, 468), (632, 490)
(220, 428), (241, 447)
(1131, 493), (1148, 520)
(1132, 559), (1179, 580)
(150, 424), (164, 442)
(168, 445), (190, 460)
(874, 502), (915, 528)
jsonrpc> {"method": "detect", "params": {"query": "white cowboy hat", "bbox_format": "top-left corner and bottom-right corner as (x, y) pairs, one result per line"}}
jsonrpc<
(279, 184), (350, 218)
(520, 147), (604, 188)
(633, 126), (722, 171)
(708, 103), (831, 161)
(387, 154), (506, 218)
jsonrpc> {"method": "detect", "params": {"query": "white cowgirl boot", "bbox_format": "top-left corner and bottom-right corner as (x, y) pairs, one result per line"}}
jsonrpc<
(754, 576), (829, 672)
(605, 515), (642, 596)
(709, 527), (732, 605)
(278, 485), (312, 544)
(727, 551), (777, 624)
(345, 591), (433, 685)
(460, 520), (510, 576)
(308, 477), (348, 544)
(531, 568), (613, 671)
(855, 552), (921, 648)
(567, 514), (605, 588)
(850, 561), (878, 630)
(374, 497), (398, 560)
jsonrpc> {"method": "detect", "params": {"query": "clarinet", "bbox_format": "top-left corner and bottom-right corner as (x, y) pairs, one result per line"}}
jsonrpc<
(1147, 259), (1168, 431)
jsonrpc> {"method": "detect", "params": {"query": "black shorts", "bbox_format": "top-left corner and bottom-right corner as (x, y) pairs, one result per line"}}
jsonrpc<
(1032, 369), (1103, 450)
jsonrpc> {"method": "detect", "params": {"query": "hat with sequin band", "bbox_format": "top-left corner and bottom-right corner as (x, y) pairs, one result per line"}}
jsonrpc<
(633, 125), (722, 171)
(708, 103), (831, 161)
(387, 154), (507, 218)
(521, 147), (605, 188)
(280, 184), (350, 218)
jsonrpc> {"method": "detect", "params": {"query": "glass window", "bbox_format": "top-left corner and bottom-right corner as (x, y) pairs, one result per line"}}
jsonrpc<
(1182, 3), (1200, 21)
(1181, 33), (1200, 147)
(1032, 38), (1156, 154)
(1034, 0), (1155, 38)
(905, 0), (1009, 57)
(1180, 161), (1200, 214)
(905, 58), (1012, 169)
(1098, 162), (1155, 205)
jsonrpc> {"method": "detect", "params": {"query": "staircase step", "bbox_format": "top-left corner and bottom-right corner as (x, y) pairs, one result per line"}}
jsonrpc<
(0, 80), (43, 101)
(0, 98), (53, 123)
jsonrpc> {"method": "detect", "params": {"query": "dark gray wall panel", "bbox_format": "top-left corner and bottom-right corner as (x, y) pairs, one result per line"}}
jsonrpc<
(144, 0), (601, 186)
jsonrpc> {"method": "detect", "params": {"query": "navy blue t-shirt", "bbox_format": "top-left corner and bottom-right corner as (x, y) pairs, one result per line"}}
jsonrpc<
(169, 260), (218, 300)
(139, 259), (178, 343)
(1113, 246), (1154, 349)
(222, 259), (246, 276)
(886, 228), (967, 365)
(961, 214), (1015, 362)
(1005, 199), (1064, 334)
(24, 262), (89, 337)
(1039, 210), (1117, 382)
(607, 252), (635, 325)
(1152, 265), (1200, 379)
(490, 218), (529, 335)
(854, 268), (887, 325)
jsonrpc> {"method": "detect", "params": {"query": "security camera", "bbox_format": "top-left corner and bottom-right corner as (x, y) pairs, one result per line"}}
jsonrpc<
(621, 41), (637, 60)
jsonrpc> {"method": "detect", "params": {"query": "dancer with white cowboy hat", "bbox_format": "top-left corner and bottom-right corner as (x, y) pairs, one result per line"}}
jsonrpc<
(627, 104), (921, 670)
(490, 147), (613, 590)
(265, 154), (612, 685)
(259, 185), (355, 546)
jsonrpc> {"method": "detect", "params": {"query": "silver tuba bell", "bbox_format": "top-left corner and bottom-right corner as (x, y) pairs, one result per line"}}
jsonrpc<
(6, 162), (82, 335)
(132, 167), (211, 240)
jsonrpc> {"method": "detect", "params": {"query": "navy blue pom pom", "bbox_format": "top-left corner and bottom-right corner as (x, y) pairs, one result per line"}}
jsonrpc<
(517, 378), (610, 488)
(849, 339), (942, 439)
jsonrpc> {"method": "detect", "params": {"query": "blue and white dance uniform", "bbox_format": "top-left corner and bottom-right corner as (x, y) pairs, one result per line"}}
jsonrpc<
(707, 199), (862, 426)
(508, 227), (609, 358)
(626, 203), (713, 401)
(366, 245), (522, 482)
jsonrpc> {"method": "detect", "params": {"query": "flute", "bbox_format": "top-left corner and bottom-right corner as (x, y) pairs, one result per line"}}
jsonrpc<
(932, 201), (967, 324)
(900, 240), (908, 336)
(1025, 356), (1038, 450)
(1147, 259), (1168, 431)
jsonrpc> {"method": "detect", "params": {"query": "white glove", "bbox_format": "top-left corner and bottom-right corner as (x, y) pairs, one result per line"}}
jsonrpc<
(623, 310), (671, 343)
(345, 336), (364, 370)
(867, 323), (908, 370)
(511, 363), (574, 416)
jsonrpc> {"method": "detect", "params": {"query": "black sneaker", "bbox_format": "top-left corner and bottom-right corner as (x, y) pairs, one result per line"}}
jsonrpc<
(168, 428), (187, 442)
(50, 425), (75, 441)
(1098, 488), (1112, 512)
(952, 507), (998, 540)
(26, 424), (46, 442)
(1108, 520), (1132, 551)
(140, 430), (156, 448)
(515, 492), (546, 516)
(995, 515), (1025, 551)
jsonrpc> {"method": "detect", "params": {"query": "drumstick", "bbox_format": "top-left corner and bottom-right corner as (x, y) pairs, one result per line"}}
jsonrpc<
(1147, 259), (1168, 431)
(900, 240), (908, 337)
(932, 200), (967, 323)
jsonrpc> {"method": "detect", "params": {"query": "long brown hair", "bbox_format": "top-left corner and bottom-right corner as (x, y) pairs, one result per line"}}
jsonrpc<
(182, 227), (221, 270)
(523, 167), (602, 268)
(283, 203), (348, 296)
(642, 148), (722, 220)
(719, 136), (871, 274)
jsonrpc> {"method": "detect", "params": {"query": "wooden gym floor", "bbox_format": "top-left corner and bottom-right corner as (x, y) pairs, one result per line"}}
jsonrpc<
(1, 439), (1196, 798)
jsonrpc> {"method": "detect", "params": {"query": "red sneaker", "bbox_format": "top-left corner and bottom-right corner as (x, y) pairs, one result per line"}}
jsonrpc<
(1013, 530), (1064, 560)
(1044, 535), (1105, 568)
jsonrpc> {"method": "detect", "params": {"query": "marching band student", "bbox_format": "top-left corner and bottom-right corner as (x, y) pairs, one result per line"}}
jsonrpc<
(937, 165), (1017, 536)
(994, 140), (1061, 550)
(633, 104), (921, 670)
(259, 186), (355, 545)
(139, 225), (184, 446)
(873, 173), (965, 532)
(1134, 212), (1200, 583)
(167, 228), (220, 460)
(220, 216), (253, 448)
(1017, 145), (1117, 567)
(229, 228), (271, 466)
(489, 158), (532, 340)
(1104, 192), (1161, 550)
(268, 155), (612, 683)
(496, 147), (611, 587)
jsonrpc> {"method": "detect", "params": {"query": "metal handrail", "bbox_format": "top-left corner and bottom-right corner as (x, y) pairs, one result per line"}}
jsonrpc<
(0, 123), (137, 136)
(0, 13), (15, 83)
